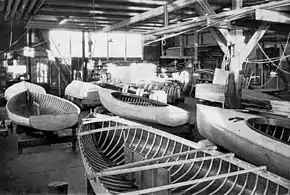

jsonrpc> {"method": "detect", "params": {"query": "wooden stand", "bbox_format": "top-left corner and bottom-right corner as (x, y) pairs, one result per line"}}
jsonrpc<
(16, 124), (78, 154)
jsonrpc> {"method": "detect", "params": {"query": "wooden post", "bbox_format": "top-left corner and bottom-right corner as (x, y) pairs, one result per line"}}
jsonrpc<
(180, 35), (184, 57)
(193, 33), (198, 68)
(58, 65), (61, 97)
(72, 124), (77, 152)
(161, 4), (169, 57)
(27, 28), (32, 81)
(82, 31), (87, 82)
(226, 0), (244, 109)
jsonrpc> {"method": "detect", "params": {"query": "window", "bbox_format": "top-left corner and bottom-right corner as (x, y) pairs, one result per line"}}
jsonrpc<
(126, 33), (142, 58)
(49, 30), (143, 59)
(36, 63), (48, 83)
(108, 33), (126, 58)
(49, 30), (70, 58)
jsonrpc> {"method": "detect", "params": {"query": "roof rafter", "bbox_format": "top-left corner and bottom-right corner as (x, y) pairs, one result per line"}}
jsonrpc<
(101, 0), (199, 32)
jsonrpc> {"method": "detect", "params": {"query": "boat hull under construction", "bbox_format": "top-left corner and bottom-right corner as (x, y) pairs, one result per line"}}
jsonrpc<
(4, 81), (46, 100)
(65, 80), (102, 108)
(99, 89), (190, 127)
(6, 90), (80, 131)
(196, 104), (290, 180)
(78, 114), (290, 195)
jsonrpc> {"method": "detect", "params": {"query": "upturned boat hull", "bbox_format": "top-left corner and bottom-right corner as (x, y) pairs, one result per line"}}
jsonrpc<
(78, 114), (290, 195)
(65, 80), (101, 108)
(4, 81), (46, 100)
(6, 90), (80, 131)
(99, 89), (190, 127)
(196, 104), (290, 180)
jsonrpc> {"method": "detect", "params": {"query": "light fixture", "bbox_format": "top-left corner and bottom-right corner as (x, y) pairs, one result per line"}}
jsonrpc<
(270, 71), (278, 78)
(59, 17), (69, 25)
(222, 8), (231, 11)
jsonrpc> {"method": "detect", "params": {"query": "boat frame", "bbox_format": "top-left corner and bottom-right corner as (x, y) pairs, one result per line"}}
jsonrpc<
(79, 115), (290, 195)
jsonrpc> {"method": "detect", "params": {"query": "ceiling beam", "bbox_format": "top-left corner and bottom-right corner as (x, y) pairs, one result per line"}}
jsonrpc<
(24, 0), (38, 20)
(101, 0), (199, 32)
(44, 0), (152, 12)
(4, 0), (13, 20)
(38, 11), (132, 19)
(27, 21), (157, 31)
(9, 0), (21, 19)
(255, 9), (290, 24)
(26, 22), (155, 31)
(40, 7), (141, 16)
(95, 0), (167, 6)
(33, 0), (46, 14)
(15, 0), (29, 20)
(0, 0), (5, 12)
(32, 19), (164, 28)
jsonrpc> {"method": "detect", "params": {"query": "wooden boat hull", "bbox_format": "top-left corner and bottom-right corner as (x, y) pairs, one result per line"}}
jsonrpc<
(6, 91), (80, 131)
(195, 83), (281, 103)
(78, 114), (290, 195)
(99, 89), (190, 127)
(65, 80), (101, 107)
(4, 81), (46, 100)
(196, 104), (290, 180)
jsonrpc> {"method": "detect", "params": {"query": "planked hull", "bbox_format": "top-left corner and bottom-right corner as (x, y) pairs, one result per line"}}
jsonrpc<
(99, 89), (190, 127)
(79, 114), (290, 195)
(6, 91), (80, 131)
(196, 104), (290, 180)
(65, 80), (101, 107)
(4, 81), (46, 100)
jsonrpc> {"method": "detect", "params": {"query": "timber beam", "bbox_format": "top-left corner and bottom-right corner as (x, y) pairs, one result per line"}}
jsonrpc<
(255, 9), (290, 25)
(101, 0), (199, 32)
(230, 22), (270, 71)
(193, 1), (232, 56)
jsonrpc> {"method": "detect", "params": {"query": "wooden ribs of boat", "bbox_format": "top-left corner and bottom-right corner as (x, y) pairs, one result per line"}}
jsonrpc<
(6, 90), (80, 131)
(99, 89), (190, 127)
(79, 115), (290, 195)
(196, 103), (290, 180)
(4, 81), (46, 100)
(65, 80), (101, 108)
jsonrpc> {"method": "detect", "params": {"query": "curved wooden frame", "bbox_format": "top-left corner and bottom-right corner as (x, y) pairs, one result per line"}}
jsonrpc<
(111, 91), (168, 107)
(6, 90), (80, 131)
(78, 115), (290, 195)
(4, 81), (46, 100)
(247, 117), (290, 145)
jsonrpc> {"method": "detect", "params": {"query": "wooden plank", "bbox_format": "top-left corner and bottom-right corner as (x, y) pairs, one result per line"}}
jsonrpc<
(78, 125), (144, 137)
(96, 153), (234, 177)
(32, 101), (41, 115)
(101, 0), (199, 32)
(255, 9), (290, 24)
(105, 146), (217, 171)
(119, 166), (266, 195)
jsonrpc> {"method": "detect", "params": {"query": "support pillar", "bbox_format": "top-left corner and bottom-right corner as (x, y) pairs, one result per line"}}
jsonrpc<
(161, 4), (169, 57)
(82, 31), (87, 81)
(27, 28), (32, 81)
